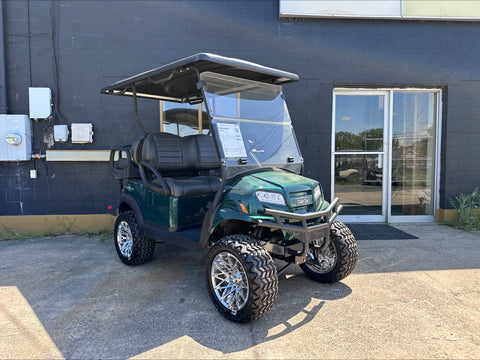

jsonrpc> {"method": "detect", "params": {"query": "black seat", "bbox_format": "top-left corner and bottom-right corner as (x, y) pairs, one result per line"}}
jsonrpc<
(137, 132), (221, 197)
(151, 176), (220, 197)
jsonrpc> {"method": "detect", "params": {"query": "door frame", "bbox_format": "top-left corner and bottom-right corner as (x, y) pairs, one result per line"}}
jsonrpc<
(332, 88), (443, 223)
(331, 90), (389, 223)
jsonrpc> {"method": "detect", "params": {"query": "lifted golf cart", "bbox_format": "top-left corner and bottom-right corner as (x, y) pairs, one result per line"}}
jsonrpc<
(102, 53), (358, 322)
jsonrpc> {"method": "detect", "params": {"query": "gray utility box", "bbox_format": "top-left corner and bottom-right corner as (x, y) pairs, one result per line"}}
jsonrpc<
(0, 115), (32, 161)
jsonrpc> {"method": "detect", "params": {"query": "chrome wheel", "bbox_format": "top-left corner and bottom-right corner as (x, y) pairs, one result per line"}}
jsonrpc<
(114, 211), (155, 266)
(300, 221), (357, 283)
(116, 220), (133, 259)
(305, 242), (338, 274)
(210, 251), (249, 314)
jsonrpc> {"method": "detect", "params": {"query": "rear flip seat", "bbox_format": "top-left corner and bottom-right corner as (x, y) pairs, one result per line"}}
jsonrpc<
(135, 132), (221, 197)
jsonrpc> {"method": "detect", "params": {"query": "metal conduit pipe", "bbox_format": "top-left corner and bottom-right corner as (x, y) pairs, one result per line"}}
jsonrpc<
(0, 0), (7, 114)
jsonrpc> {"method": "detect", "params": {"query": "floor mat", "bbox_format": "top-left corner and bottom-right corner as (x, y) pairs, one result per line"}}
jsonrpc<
(345, 224), (418, 240)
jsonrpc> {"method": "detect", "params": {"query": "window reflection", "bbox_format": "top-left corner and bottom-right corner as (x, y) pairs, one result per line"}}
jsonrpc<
(161, 102), (209, 136)
(335, 154), (383, 215)
(391, 92), (436, 216)
(201, 72), (290, 123)
(335, 95), (384, 152)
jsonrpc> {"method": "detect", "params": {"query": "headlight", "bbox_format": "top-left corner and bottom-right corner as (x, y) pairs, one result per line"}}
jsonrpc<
(313, 185), (322, 202)
(255, 191), (286, 206)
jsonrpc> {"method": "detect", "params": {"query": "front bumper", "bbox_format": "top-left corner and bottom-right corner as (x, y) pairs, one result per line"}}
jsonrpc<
(258, 198), (343, 264)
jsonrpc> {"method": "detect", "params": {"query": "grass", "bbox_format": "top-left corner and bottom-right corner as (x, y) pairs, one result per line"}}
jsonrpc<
(0, 225), (112, 242)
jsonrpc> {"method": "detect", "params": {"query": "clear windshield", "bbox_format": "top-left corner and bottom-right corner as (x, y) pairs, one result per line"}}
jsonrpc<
(201, 72), (303, 178)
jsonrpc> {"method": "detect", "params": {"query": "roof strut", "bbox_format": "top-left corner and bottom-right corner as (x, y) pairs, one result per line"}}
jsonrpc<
(132, 84), (147, 135)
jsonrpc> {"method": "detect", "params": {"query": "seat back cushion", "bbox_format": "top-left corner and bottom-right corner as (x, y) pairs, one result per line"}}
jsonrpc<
(190, 134), (221, 170)
(139, 132), (220, 175)
(130, 136), (145, 165)
(141, 132), (185, 173)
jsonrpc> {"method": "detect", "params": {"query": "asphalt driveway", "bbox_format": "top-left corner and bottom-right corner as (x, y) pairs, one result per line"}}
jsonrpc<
(1, 224), (479, 359)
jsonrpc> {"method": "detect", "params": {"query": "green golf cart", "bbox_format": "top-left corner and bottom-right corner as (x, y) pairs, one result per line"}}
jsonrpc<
(102, 53), (357, 322)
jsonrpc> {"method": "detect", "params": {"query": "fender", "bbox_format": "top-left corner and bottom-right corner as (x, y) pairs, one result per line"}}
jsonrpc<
(198, 203), (272, 249)
(118, 193), (147, 231)
(211, 207), (263, 229)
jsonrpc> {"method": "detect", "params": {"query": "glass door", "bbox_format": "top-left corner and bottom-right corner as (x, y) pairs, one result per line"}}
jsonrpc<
(390, 92), (438, 221)
(333, 92), (388, 222)
(333, 89), (441, 223)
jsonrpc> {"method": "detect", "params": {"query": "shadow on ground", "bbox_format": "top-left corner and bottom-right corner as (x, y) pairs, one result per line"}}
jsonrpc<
(0, 237), (351, 358)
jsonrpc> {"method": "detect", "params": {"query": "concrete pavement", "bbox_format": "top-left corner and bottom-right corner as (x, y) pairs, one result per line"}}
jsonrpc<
(0, 224), (479, 359)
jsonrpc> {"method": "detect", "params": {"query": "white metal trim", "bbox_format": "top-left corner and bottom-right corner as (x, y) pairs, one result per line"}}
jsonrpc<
(279, 14), (480, 22)
(335, 88), (442, 93)
(333, 151), (385, 156)
(382, 93), (390, 221)
(334, 89), (390, 96)
(435, 91), (443, 214)
(46, 150), (114, 162)
(279, 10), (480, 22)
(386, 90), (394, 223)
(338, 215), (385, 223)
(331, 93), (337, 204)
(401, 15), (480, 21)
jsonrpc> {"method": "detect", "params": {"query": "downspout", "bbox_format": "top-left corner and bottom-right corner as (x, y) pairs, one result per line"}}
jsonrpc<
(0, 0), (8, 114)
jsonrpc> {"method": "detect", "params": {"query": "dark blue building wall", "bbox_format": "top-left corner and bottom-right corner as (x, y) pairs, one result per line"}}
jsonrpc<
(2, 0), (479, 215)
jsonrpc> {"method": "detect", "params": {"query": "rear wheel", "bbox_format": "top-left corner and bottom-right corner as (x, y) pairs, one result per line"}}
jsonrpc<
(114, 211), (155, 266)
(300, 220), (357, 283)
(205, 234), (278, 322)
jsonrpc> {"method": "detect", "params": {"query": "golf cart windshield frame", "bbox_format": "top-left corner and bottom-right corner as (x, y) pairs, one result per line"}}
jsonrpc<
(199, 72), (303, 179)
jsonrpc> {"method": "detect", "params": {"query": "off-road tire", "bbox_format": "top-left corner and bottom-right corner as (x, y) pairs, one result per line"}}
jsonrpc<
(114, 211), (155, 266)
(205, 234), (278, 322)
(300, 220), (357, 283)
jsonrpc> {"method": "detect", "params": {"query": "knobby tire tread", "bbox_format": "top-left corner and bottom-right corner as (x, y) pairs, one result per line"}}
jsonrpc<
(115, 211), (155, 266)
(329, 220), (358, 282)
(207, 234), (278, 322)
(300, 220), (358, 283)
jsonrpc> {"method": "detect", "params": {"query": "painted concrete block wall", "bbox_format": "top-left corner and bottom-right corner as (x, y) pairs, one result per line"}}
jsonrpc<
(2, 0), (480, 215)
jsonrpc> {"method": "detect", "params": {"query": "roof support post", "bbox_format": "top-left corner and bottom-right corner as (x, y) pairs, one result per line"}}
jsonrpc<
(132, 84), (147, 135)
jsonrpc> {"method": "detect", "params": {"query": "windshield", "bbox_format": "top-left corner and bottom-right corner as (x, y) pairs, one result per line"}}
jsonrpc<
(201, 72), (303, 178)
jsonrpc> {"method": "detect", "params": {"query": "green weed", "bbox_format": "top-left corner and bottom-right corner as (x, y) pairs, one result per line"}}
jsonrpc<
(449, 188), (480, 231)
(0, 225), (54, 241)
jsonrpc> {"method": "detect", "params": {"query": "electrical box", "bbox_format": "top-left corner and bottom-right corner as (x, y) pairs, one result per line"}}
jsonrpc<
(54, 124), (69, 142)
(29, 87), (52, 119)
(0, 115), (32, 161)
(71, 123), (93, 143)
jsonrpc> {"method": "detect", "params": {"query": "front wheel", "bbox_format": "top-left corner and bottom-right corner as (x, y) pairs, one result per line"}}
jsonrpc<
(205, 234), (278, 322)
(300, 220), (358, 283)
(114, 211), (155, 266)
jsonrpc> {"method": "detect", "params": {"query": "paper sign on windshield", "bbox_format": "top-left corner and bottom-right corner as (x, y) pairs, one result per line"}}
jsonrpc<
(217, 123), (247, 158)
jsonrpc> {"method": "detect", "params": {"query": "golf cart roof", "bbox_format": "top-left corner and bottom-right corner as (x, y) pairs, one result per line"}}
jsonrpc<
(100, 53), (299, 103)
